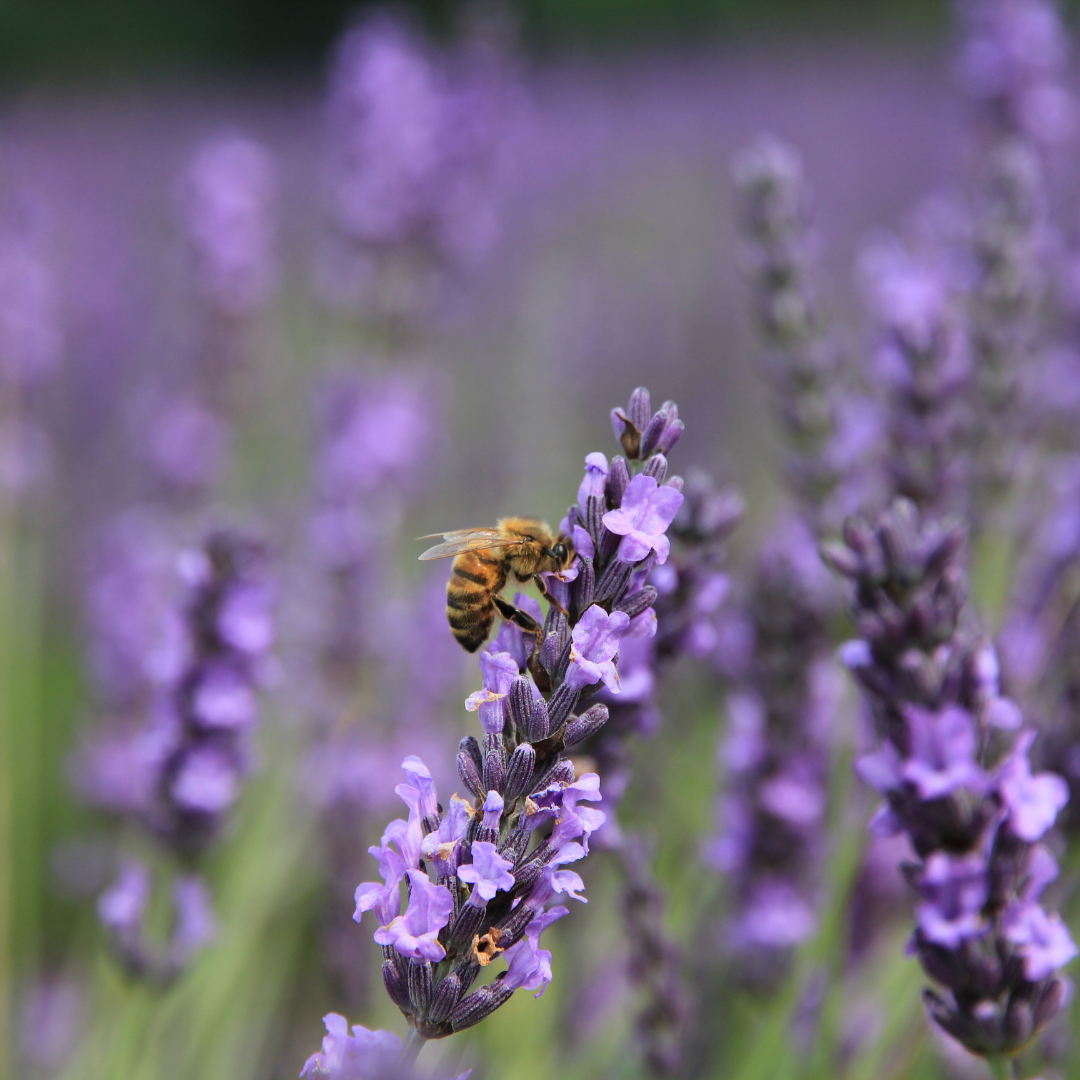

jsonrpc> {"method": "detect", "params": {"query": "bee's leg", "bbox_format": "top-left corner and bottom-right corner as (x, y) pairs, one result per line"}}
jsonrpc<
(531, 574), (569, 617)
(493, 594), (542, 634)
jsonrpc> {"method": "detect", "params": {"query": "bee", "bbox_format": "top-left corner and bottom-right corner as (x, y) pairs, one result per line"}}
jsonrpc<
(418, 517), (575, 652)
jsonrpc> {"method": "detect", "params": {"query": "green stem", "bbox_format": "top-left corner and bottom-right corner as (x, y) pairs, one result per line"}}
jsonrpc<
(399, 1028), (426, 1069)
(986, 1056), (1017, 1080)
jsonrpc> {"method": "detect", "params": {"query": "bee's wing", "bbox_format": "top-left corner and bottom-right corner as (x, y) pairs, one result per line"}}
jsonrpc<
(417, 528), (523, 561)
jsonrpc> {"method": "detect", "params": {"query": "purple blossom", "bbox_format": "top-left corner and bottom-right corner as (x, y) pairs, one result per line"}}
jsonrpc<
(602, 474), (684, 565)
(458, 841), (515, 905)
(179, 135), (276, 317)
(901, 705), (988, 800)
(728, 880), (817, 949)
(171, 875), (217, 959)
(420, 794), (472, 877)
(577, 452), (609, 505)
(168, 746), (239, 814)
(501, 907), (568, 997)
(97, 861), (150, 936)
(373, 868), (453, 963)
(914, 852), (990, 948)
(300, 1014), (401, 1080)
(465, 651), (518, 733)
(565, 606), (631, 692)
(998, 730), (1070, 840)
(1004, 902), (1079, 980)
(190, 663), (258, 730)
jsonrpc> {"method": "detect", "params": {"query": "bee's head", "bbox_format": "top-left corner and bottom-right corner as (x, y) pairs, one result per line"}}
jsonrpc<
(542, 536), (573, 569)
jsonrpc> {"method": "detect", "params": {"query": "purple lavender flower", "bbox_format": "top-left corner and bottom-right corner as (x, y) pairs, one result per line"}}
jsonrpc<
(97, 860), (216, 983)
(375, 869), (454, 963)
(340, 388), (696, 1057)
(824, 498), (1076, 1057)
(859, 236), (972, 516)
(998, 730), (1070, 840)
(565, 606), (631, 692)
(602, 475), (683, 565)
(956, 0), (1076, 145)
(464, 651), (518, 733)
(319, 12), (522, 314)
(458, 842), (515, 905)
(708, 521), (838, 977)
(300, 1014), (473, 1080)
(179, 135), (276, 319)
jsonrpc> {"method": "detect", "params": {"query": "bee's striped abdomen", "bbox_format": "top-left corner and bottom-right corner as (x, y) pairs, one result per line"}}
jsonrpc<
(446, 552), (506, 652)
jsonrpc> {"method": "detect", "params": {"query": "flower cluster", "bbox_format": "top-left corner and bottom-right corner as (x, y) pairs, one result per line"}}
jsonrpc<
(732, 136), (843, 525)
(564, 388), (714, 835)
(319, 12), (524, 314)
(956, 0), (1075, 147)
(309, 367), (440, 685)
(708, 521), (840, 971)
(301, 1014), (471, 1080)
(823, 498), (1076, 1057)
(86, 529), (274, 978)
(619, 833), (687, 1077)
(859, 235), (972, 517)
(179, 134), (276, 322)
(344, 387), (684, 1056)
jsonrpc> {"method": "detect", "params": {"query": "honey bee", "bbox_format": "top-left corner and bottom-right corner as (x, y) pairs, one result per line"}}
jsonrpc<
(418, 517), (575, 652)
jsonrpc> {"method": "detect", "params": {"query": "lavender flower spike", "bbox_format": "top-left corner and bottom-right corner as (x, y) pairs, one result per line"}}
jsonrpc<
(825, 498), (1076, 1058)
(344, 389), (695, 1053)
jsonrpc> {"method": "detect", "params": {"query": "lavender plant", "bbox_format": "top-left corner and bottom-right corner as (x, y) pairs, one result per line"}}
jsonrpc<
(823, 497), (1076, 1061)
(317, 12), (523, 320)
(307, 388), (683, 1070)
(83, 529), (275, 982)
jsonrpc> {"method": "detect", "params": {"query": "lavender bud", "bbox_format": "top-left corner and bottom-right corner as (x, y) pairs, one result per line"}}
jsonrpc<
(457, 749), (484, 800)
(407, 960), (433, 1014)
(1034, 980), (1066, 1034)
(585, 494), (606, 548)
(628, 386), (652, 434)
(540, 632), (560, 680)
(653, 402), (684, 455)
(498, 826), (531, 865)
(449, 903), (486, 954)
(547, 684), (581, 731)
(532, 758), (574, 794)
(616, 586), (657, 619)
(573, 556), (596, 612)
(482, 750), (505, 796)
(428, 972), (463, 1024)
(492, 902), (534, 948)
(607, 457), (631, 508)
(641, 451), (668, 483)
(503, 743), (536, 802)
(666, 474), (684, 492)
(562, 704), (610, 749)
(528, 698), (550, 743)
(819, 540), (861, 578)
(507, 678), (534, 736)
(451, 983), (513, 1032)
(599, 526), (621, 563)
(382, 959), (412, 1013)
(639, 413), (669, 460)
(460, 736), (482, 772)
(596, 561), (633, 604)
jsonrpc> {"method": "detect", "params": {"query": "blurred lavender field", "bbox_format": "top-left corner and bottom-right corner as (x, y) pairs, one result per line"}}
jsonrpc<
(5, 6), (1080, 1080)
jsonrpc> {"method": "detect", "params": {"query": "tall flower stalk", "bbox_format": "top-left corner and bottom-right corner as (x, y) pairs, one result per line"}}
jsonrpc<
(823, 498), (1076, 1060)
(83, 529), (274, 982)
(305, 390), (683, 1069)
